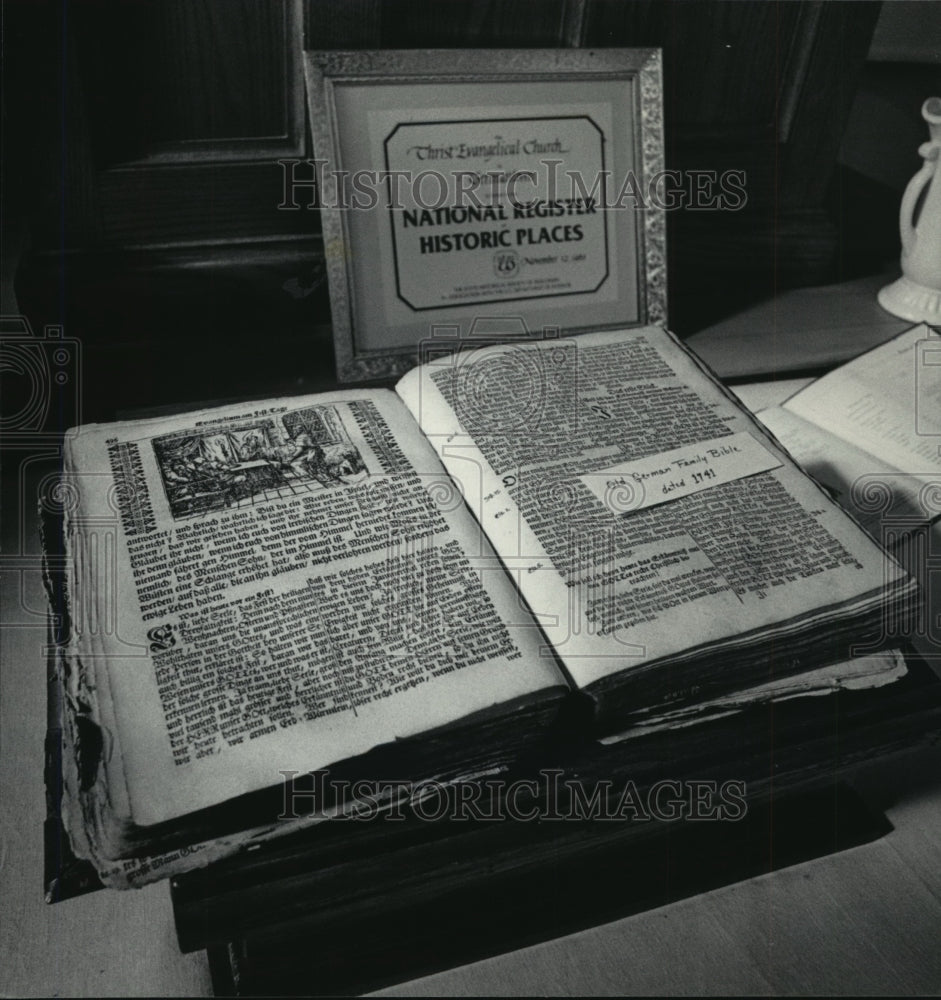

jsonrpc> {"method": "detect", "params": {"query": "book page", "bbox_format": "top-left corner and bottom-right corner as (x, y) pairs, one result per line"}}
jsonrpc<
(65, 389), (563, 828)
(396, 326), (908, 690)
(781, 324), (941, 480)
(754, 405), (926, 538)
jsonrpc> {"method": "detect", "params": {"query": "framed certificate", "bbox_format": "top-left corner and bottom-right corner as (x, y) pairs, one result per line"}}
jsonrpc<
(304, 48), (665, 382)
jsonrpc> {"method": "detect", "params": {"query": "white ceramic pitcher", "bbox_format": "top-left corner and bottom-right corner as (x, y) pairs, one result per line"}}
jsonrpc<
(879, 97), (941, 323)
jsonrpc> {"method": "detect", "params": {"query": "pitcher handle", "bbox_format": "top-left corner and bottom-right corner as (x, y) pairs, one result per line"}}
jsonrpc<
(900, 141), (940, 255)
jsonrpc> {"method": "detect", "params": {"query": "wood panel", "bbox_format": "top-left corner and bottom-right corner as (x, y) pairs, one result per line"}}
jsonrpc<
(585, 0), (805, 132)
(307, 0), (579, 49)
(15, 0), (884, 354)
(70, 0), (304, 166)
(778, 0), (885, 206)
(378, 0), (570, 47)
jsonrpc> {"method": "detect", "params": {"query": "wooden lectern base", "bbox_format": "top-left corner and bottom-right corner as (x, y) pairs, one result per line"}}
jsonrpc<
(170, 653), (941, 997)
(203, 783), (890, 997)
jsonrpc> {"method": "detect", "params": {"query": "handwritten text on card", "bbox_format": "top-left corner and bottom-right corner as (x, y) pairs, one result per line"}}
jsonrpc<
(581, 432), (782, 514)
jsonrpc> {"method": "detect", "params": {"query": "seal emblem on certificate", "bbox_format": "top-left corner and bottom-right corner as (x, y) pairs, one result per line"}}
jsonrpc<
(383, 116), (610, 311)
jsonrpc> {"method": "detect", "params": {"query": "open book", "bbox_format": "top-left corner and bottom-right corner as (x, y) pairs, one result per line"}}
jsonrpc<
(54, 325), (917, 887)
(755, 324), (941, 540)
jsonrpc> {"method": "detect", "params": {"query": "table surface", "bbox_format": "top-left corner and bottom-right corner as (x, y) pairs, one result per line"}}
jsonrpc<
(685, 272), (912, 378)
(3, 275), (940, 997)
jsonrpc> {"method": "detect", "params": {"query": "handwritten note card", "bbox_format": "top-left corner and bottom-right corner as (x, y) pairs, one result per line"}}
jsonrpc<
(581, 432), (782, 514)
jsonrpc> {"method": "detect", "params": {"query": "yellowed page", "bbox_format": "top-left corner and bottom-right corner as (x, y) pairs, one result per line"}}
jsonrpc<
(754, 404), (923, 538)
(781, 324), (941, 478)
(65, 389), (562, 828)
(396, 326), (909, 690)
